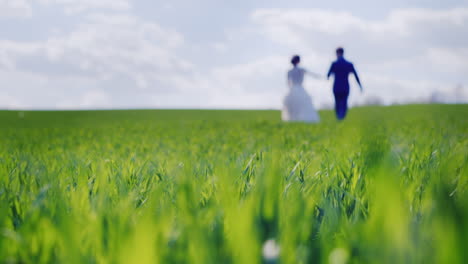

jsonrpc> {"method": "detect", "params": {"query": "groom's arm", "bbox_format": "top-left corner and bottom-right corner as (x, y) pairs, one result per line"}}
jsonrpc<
(327, 63), (335, 80)
(351, 64), (363, 92)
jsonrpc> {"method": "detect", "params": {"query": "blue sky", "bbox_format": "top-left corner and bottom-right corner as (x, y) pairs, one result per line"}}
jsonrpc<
(1, 0), (467, 109)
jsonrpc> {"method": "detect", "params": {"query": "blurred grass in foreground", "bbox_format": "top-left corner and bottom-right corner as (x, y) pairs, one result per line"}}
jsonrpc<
(0, 104), (467, 263)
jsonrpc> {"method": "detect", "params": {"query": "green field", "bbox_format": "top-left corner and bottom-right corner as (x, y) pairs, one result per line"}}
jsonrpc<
(1, 105), (467, 264)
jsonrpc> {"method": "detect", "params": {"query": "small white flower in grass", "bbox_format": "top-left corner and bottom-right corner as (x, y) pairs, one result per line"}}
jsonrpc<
(262, 239), (280, 261)
(329, 247), (349, 264)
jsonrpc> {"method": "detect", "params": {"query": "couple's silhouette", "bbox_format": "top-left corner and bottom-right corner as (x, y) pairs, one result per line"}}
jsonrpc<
(282, 47), (362, 122)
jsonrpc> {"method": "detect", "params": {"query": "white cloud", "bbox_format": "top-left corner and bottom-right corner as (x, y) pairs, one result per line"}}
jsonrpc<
(1, 13), (191, 89)
(1, 4), (467, 109)
(0, 40), (41, 70)
(36, 0), (131, 15)
(177, 7), (468, 109)
(240, 8), (468, 106)
(212, 42), (228, 53)
(251, 8), (468, 53)
(0, 93), (25, 109)
(0, 0), (32, 18)
(0, 12), (201, 109)
(426, 47), (468, 74)
(210, 56), (285, 92)
(56, 89), (111, 109)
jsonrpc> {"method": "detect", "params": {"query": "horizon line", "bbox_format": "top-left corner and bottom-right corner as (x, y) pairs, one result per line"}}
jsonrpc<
(0, 103), (465, 112)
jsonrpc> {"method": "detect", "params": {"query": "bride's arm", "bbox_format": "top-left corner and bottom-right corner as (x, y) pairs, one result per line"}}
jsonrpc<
(304, 69), (322, 79)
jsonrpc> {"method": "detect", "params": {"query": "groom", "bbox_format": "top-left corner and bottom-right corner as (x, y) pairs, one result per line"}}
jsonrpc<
(327, 47), (362, 120)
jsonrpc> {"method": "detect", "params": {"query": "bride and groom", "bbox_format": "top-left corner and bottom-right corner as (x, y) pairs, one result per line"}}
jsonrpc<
(282, 47), (363, 123)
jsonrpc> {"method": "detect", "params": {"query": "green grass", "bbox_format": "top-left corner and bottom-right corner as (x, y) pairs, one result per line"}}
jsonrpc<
(0, 104), (467, 264)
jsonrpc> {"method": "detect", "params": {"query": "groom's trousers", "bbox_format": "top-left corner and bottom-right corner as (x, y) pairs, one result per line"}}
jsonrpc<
(333, 89), (349, 120)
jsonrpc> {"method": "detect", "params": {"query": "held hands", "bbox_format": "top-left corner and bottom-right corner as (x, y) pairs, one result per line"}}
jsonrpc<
(315, 74), (325, 79)
(305, 70), (323, 79)
(310, 72), (322, 79)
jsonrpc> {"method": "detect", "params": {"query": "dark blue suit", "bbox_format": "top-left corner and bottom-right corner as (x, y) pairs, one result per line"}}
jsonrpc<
(327, 57), (361, 120)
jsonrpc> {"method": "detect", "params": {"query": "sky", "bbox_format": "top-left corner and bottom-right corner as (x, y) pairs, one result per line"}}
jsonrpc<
(1, 0), (468, 109)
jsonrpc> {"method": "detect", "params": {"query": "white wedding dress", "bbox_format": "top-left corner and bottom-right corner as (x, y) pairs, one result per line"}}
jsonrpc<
(282, 67), (320, 123)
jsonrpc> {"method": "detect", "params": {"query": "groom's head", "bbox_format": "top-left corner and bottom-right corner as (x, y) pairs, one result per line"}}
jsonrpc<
(336, 47), (344, 58)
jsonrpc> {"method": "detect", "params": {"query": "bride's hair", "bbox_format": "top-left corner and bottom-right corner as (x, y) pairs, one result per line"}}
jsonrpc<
(291, 55), (300, 66)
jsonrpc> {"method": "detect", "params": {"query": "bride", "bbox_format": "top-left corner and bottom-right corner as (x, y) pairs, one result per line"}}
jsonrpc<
(282, 55), (321, 123)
